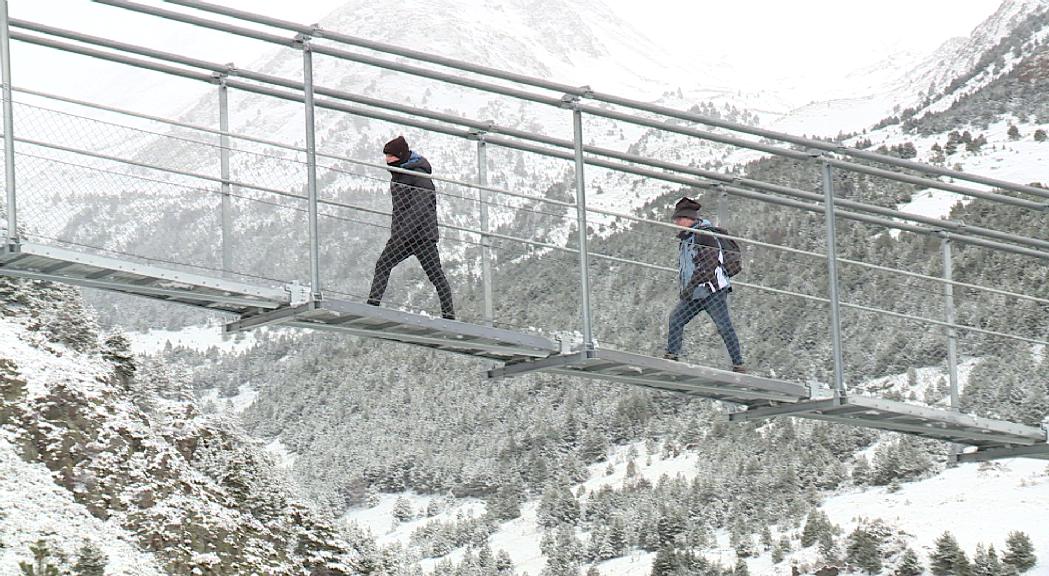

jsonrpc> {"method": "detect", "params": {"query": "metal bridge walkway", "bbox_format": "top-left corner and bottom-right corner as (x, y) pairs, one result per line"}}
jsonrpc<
(3, 241), (1045, 463)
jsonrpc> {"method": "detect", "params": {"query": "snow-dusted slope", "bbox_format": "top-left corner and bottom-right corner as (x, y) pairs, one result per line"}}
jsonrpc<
(0, 440), (168, 576)
(347, 419), (1049, 576)
(0, 279), (362, 575)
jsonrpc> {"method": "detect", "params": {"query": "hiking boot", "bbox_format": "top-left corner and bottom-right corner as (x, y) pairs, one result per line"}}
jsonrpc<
(442, 312), (456, 320)
(731, 365), (747, 374)
(366, 298), (381, 307)
(663, 353), (680, 361)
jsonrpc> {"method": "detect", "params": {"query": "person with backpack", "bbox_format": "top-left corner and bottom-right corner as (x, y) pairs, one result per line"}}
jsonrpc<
(366, 135), (455, 320)
(664, 197), (745, 372)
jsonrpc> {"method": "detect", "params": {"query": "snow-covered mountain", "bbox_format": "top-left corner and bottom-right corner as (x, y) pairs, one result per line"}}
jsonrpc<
(772, 0), (1049, 135)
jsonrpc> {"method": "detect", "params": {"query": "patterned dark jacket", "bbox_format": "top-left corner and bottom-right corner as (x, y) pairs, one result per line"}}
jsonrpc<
(678, 220), (731, 300)
(389, 151), (438, 242)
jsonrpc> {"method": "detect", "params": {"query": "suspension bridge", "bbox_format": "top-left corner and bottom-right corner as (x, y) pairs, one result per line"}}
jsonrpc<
(2, 0), (1048, 464)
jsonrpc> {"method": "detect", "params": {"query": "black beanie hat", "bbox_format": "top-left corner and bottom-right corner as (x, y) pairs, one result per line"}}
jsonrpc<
(383, 135), (410, 160)
(671, 197), (702, 220)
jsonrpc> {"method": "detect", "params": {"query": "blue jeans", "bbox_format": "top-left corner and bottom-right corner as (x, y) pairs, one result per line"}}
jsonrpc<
(666, 289), (743, 366)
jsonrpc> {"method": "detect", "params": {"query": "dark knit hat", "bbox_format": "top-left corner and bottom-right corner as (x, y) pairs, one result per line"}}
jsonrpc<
(383, 135), (410, 160)
(671, 197), (702, 220)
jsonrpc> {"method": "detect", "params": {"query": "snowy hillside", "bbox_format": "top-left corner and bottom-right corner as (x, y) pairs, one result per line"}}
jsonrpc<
(0, 278), (363, 575)
(335, 356), (1047, 576)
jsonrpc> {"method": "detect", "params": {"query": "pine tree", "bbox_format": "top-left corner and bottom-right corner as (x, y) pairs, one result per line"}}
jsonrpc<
(392, 496), (414, 522)
(846, 526), (883, 574)
(760, 525), (774, 550)
(896, 547), (924, 576)
(657, 510), (685, 547)
(101, 332), (136, 387)
(734, 558), (750, 576)
(852, 456), (871, 485)
(495, 550), (514, 574)
(19, 540), (61, 576)
(802, 509), (830, 547)
(488, 482), (523, 521)
(972, 544), (1002, 576)
(651, 546), (677, 576)
(543, 524), (583, 576)
(818, 530), (839, 564)
(1008, 125), (1021, 140)
(607, 519), (627, 556)
(72, 541), (107, 576)
(366, 484), (381, 508)
(772, 544), (785, 564)
(1034, 129), (1047, 142)
(772, 536), (792, 565)
(1003, 531), (1036, 572)
(930, 532), (970, 576)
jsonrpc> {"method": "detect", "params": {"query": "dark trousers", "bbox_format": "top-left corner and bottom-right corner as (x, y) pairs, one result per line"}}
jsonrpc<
(368, 237), (454, 317)
(666, 289), (742, 366)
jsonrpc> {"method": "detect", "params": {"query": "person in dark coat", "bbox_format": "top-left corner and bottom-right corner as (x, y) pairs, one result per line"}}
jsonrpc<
(367, 135), (455, 319)
(664, 197), (744, 372)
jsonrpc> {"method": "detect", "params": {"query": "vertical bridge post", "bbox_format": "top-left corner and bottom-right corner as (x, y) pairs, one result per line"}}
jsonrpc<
(1, 0), (16, 248)
(717, 186), (728, 227)
(821, 161), (846, 396)
(566, 94), (594, 351)
(217, 73), (233, 273)
(474, 130), (495, 325)
(298, 34), (322, 302)
(941, 231), (961, 463)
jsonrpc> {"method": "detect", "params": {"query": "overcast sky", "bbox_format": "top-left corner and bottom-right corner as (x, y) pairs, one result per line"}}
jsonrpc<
(7, 0), (1000, 115)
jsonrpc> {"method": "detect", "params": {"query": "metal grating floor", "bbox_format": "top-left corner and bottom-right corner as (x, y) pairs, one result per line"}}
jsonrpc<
(228, 298), (563, 364)
(488, 348), (810, 404)
(0, 241), (289, 314)
(729, 394), (1048, 449)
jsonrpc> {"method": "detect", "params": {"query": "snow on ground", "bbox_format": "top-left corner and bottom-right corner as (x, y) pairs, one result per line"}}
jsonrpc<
(858, 358), (980, 405)
(198, 384), (259, 415)
(263, 438), (297, 470)
(0, 314), (112, 402)
(126, 322), (261, 356)
(582, 441), (703, 493)
(851, 118), (1049, 224)
(482, 501), (545, 575)
(0, 439), (167, 576)
(821, 459), (1049, 575)
(342, 492), (486, 548)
